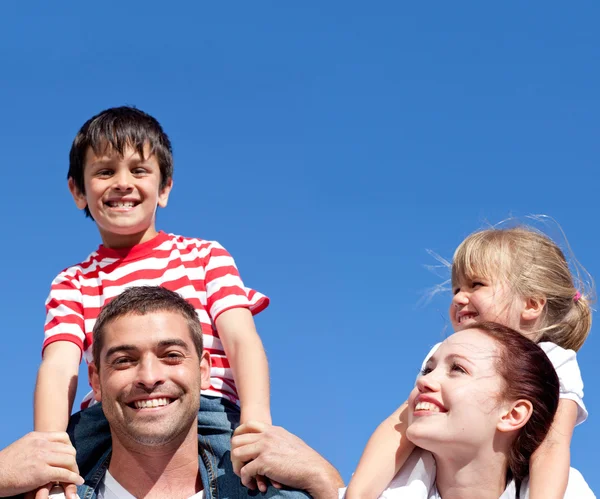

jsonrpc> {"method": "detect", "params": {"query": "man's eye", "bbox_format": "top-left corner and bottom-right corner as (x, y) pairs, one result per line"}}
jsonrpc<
(112, 357), (134, 366)
(164, 352), (185, 363)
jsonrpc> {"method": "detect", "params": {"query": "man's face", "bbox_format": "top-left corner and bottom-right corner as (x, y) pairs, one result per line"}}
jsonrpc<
(90, 310), (210, 449)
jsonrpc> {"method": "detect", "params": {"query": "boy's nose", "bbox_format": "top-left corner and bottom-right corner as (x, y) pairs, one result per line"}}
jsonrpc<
(113, 171), (134, 191)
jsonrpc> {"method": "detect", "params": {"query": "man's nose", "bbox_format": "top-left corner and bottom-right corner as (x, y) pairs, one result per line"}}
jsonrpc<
(135, 356), (165, 390)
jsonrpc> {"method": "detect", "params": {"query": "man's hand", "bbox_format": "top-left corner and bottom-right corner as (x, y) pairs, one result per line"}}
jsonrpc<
(231, 421), (344, 499)
(0, 432), (83, 498)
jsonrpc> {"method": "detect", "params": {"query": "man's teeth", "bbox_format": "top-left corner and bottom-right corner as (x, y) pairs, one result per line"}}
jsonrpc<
(108, 201), (136, 208)
(415, 401), (441, 412)
(134, 398), (171, 409)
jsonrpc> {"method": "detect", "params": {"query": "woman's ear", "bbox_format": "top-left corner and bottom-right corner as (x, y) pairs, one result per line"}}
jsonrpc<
(521, 296), (546, 322)
(497, 399), (533, 433)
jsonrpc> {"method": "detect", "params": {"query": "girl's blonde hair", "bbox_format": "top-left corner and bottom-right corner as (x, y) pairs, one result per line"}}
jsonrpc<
(452, 225), (594, 351)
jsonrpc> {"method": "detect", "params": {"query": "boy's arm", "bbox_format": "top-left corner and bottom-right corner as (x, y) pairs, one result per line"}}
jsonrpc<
(528, 399), (578, 499)
(34, 342), (81, 432)
(346, 402), (414, 499)
(215, 307), (271, 424)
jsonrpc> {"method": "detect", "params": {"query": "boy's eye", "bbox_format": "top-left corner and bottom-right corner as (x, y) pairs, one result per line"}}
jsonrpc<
(96, 169), (113, 177)
(131, 167), (149, 175)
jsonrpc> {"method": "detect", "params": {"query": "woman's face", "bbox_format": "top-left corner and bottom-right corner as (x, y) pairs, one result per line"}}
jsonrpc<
(406, 328), (507, 454)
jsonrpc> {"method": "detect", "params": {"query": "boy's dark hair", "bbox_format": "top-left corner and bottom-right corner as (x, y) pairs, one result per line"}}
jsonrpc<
(92, 286), (203, 369)
(68, 106), (174, 218)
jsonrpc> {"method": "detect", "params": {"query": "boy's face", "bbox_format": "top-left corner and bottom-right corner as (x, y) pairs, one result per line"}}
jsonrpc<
(69, 142), (172, 248)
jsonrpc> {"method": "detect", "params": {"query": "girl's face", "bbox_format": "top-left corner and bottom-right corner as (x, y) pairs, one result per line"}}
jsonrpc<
(406, 328), (507, 454)
(449, 273), (525, 332)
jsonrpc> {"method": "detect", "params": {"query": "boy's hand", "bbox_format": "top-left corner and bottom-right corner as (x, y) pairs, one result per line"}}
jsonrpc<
(0, 432), (82, 498)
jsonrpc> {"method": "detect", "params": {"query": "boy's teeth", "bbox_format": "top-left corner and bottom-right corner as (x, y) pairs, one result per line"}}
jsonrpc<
(415, 401), (441, 412)
(110, 201), (135, 208)
(134, 397), (170, 409)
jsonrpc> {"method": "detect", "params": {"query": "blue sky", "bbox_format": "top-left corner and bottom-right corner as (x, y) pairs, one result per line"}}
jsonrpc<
(1, 1), (599, 494)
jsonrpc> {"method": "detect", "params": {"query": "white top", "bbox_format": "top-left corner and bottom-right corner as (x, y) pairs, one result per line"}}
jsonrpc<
(421, 341), (587, 425)
(340, 449), (595, 498)
(98, 470), (205, 499)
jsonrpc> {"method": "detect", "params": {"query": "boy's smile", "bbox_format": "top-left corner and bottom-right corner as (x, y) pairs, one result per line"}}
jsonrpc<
(69, 142), (172, 249)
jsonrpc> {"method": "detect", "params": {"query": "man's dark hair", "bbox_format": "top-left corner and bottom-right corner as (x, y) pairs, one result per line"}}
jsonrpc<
(68, 106), (174, 218)
(92, 286), (202, 368)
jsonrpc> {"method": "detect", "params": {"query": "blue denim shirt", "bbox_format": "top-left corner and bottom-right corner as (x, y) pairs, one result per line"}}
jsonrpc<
(76, 447), (218, 499)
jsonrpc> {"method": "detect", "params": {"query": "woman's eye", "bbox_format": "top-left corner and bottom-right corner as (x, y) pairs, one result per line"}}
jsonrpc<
(420, 366), (432, 375)
(450, 362), (467, 374)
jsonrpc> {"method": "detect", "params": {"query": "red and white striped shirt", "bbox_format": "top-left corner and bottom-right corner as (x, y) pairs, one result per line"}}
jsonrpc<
(43, 231), (269, 408)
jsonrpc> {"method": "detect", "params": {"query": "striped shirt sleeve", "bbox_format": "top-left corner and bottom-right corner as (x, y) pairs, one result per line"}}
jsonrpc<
(204, 242), (269, 321)
(43, 272), (86, 356)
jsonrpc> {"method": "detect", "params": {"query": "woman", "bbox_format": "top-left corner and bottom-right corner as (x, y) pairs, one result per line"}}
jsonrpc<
(378, 322), (594, 498)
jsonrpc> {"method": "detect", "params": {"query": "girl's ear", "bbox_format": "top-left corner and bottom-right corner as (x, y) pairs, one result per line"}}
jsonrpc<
(521, 296), (546, 322)
(497, 399), (533, 433)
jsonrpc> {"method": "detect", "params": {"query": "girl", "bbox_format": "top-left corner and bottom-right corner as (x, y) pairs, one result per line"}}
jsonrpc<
(346, 224), (593, 499)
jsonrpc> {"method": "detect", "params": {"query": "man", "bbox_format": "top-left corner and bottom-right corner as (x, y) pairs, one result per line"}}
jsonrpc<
(72, 286), (341, 498)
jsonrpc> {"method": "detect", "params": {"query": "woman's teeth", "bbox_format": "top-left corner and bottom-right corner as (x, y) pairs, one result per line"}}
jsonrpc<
(415, 401), (441, 412)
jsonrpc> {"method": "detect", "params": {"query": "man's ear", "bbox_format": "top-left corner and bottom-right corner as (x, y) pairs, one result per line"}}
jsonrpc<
(497, 399), (532, 433)
(200, 350), (211, 391)
(157, 178), (173, 208)
(521, 296), (546, 323)
(68, 178), (88, 211)
(89, 362), (102, 403)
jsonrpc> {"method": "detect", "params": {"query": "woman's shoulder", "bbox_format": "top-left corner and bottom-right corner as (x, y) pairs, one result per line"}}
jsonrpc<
(515, 467), (595, 499)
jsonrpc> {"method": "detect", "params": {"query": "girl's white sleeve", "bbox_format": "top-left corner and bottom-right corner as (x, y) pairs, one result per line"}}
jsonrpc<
(539, 342), (587, 425)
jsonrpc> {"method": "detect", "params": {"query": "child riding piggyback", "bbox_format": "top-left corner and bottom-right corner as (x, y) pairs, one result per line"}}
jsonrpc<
(35, 107), (273, 497)
(347, 224), (593, 499)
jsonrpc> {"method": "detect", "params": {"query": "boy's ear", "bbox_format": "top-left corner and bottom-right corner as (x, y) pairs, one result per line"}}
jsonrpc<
(497, 399), (532, 433)
(68, 178), (88, 211)
(521, 296), (546, 322)
(88, 362), (102, 403)
(157, 178), (173, 208)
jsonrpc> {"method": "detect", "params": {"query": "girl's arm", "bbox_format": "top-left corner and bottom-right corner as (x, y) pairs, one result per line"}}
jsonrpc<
(346, 402), (414, 499)
(34, 342), (81, 431)
(528, 399), (578, 499)
(216, 307), (271, 425)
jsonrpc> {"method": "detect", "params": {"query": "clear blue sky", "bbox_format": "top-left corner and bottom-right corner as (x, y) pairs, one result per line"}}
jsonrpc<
(1, 2), (598, 494)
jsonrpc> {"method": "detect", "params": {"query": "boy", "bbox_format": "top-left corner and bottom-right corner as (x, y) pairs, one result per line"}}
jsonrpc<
(35, 106), (273, 496)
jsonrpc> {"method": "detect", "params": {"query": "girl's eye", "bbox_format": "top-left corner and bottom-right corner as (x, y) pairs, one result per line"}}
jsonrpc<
(471, 281), (484, 288)
(453, 287), (460, 295)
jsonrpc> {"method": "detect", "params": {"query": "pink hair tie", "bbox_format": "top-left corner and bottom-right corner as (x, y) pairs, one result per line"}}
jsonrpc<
(573, 291), (582, 303)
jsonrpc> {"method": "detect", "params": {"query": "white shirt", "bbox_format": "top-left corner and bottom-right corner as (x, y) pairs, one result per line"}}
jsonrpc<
(98, 470), (205, 499)
(340, 449), (595, 498)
